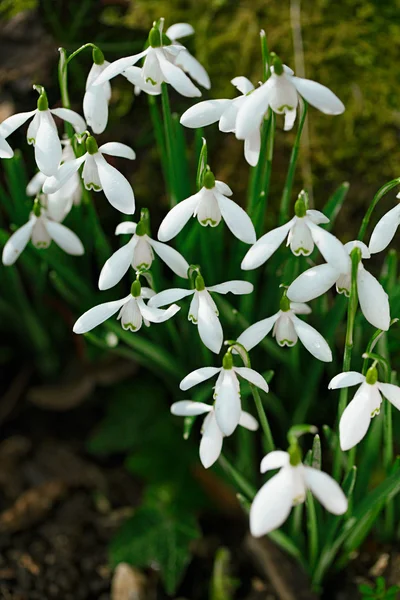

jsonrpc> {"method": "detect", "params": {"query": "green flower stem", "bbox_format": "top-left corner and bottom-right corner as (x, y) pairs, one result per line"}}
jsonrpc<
(218, 453), (256, 500)
(65, 43), (98, 65)
(148, 95), (169, 192)
(279, 101), (308, 225)
(333, 247), (362, 480)
(357, 178), (400, 241)
(306, 491), (319, 570)
(160, 83), (178, 207)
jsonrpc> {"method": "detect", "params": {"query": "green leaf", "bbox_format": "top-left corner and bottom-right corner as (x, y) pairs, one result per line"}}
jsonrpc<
(322, 182), (349, 231)
(110, 492), (200, 595)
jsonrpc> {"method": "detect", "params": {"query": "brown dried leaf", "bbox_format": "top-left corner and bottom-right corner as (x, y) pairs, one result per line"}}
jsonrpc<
(111, 563), (148, 600)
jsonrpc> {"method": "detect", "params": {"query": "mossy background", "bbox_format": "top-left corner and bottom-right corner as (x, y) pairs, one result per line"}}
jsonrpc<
(2, 0), (400, 239)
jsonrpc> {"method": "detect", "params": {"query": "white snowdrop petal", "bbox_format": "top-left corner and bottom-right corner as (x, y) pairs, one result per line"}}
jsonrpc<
(83, 86), (109, 135)
(304, 467), (348, 515)
(148, 238), (189, 278)
(166, 23), (195, 39)
(157, 193), (201, 241)
(148, 287), (193, 308)
(50, 108), (86, 134)
(26, 171), (46, 196)
(73, 296), (129, 334)
(94, 153), (135, 214)
(260, 451), (290, 473)
(369, 204), (400, 254)
(214, 180), (233, 196)
(158, 53), (201, 97)
(290, 302), (312, 315)
(236, 313), (280, 351)
(44, 220), (84, 255)
(357, 267), (390, 331)
(180, 100), (231, 128)
(0, 110), (36, 137)
(238, 411), (259, 431)
(200, 412), (224, 468)
(93, 50), (149, 85)
(291, 314), (332, 362)
(207, 280), (253, 295)
(35, 112), (62, 176)
(328, 371), (365, 390)
(283, 108), (297, 131)
(244, 128), (261, 167)
(2, 219), (35, 266)
(287, 263), (340, 303)
(241, 219), (294, 270)
(234, 367), (269, 394)
(137, 298), (180, 323)
(231, 76), (254, 95)
(98, 240), (136, 290)
(197, 291), (223, 353)
(250, 469), (294, 537)
(236, 84), (269, 140)
(0, 136), (14, 158)
(171, 400), (212, 416)
(180, 367), (220, 390)
(344, 240), (370, 259)
(377, 383), (400, 411)
(307, 220), (349, 272)
(115, 222), (137, 235)
(176, 50), (211, 89)
(218, 101), (241, 133)
(123, 66), (162, 95)
(43, 154), (86, 194)
(214, 370), (242, 436)
(98, 142), (136, 160)
(291, 77), (345, 115)
(339, 385), (372, 451)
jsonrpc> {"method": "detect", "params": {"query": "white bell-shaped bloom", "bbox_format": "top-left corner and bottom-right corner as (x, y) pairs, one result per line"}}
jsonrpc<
(158, 171), (256, 244)
(181, 77), (261, 166)
(148, 277), (253, 353)
(180, 357), (269, 436)
(0, 116), (19, 158)
(369, 193), (400, 255)
(98, 220), (189, 290)
(250, 450), (348, 537)
(83, 49), (112, 134)
(2, 207), (84, 266)
(329, 369), (400, 450)
(237, 298), (332, 362)
(0, 100), (86, 176)
(288, 240), (390, 331)
(93, 22), (201, 98)
(73, 282), (180, 334)
(43, 136), (136, 215)
(236, 57), (344, 140)
(171, 400), (258, 468)
(165, 23), (210, 89)
(27, 142), (82, 222)
(241, 206), (348, 272)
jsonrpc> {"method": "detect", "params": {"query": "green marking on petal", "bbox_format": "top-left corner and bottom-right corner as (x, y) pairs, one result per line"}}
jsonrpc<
(122, 322), (137, 331)
(200, 218), (218, 226)
(278, 339), (295, 346)
(145, 77), (158, 86)
(85, 182), (102, 191)
(337, 287), (350, 297)
(293, 247), (311, 256)
(277, 104), (294, 112)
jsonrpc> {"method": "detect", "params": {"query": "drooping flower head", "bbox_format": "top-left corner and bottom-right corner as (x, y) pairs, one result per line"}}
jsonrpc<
(83, 46), (112, 134)
(369, 191), (400, 255)
(288, 240), (390, 331)
(98, 208), (189, 290)
(73, 278), (180, 335)
(241, 190), (348, 272)
(93, 19), (204, 98)
(236, 52), (344, 140)
(329, 365), (400, 450)
(158, 169), (256, 244)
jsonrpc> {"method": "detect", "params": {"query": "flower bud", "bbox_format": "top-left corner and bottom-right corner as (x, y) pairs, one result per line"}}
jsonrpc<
(92, 46), (105, 65)
(130, 280), (141, 297)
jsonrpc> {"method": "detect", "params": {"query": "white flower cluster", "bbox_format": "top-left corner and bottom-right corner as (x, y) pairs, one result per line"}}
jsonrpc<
(2, 17), (400, 544)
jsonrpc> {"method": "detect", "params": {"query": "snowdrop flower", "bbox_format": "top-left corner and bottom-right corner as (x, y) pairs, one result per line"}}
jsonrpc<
(98, 213), (189, 290)
(0, 119), (17, 159)
(27, 141), (82, 222)
(250, 448), (348, 537)
(369, 192), (400, 254)
(0, 87), (86, 176)
(241, 192), (348, 272)
(2, 202), (84, 266)
(329, 366), (400, 450)
(73, 280), (180, 335)
(83, 47), (112, 134)
(43, 135), (136, 215)
(179, 352), (269, 436)
(181, 77), (261, 166)
(237, 295), (332, 362)
(165, 23), (210, 89)
(149, 273), (253, 353)
(158, 170), (256, 244)
(288, 240), (390, 331)
(93, 21), (201, 98)
(236, 52), (344, 139)
(171, 400), (258, 468)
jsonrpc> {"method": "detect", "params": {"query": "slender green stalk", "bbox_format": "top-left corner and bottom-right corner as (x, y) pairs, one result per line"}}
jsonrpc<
(357, 177), (400, 241)
(279, 101), (308, 224)
(251, 384), (275, 453)
(306, 492), (319, 570)
(218, 453), (256, 499)
(333, 247), (362, 479)
(160, 83), (178, 206)
(252, 113), (276, 236)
